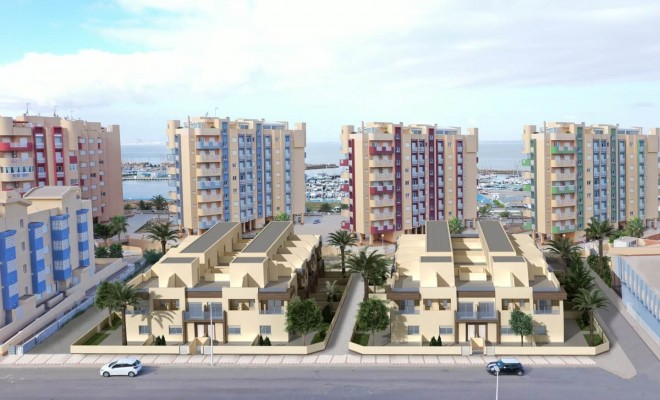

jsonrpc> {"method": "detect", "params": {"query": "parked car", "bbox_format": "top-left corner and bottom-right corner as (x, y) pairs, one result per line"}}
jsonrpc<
(486, 358), (525, 376)
(100, 358), (143, 378)
(313, 219), (321, 224)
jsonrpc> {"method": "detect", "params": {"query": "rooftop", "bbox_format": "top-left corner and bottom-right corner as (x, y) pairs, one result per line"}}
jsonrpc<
(188, 281), (229, 292)
(160, 257), (196, 264)
(24, 186), (79, 199)
(492, 256), (525, 263)
(232, 256), (267, 264)
(621, 255), (660, 294)
(479, 221), (514, 253)
(180, 222), (238, 254)
(243, 222), (290, 253)
(457, 280), (495, 292)
(420, 256), (452, 263)
(426, 221), (451, 253)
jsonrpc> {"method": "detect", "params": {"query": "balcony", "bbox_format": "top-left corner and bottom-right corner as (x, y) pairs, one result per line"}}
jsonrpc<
(368, 158), (392, 168)
(0, 171), (33, 181)
(551, 172), (576, 181)
(550, 158), (574, 167)
(368, 146), (394, 155)
(341, 221), (351, 230)
(196, 154), (221, 163)
(551, 146), (575, 154)
(552, 225), (576, 234)
(370, 198), (395, 208)
(197, 168), (221, 176)
(457, 311), (497, 321)
(552, 212), (576, 221)
(369, 172), (394, 181)
(370, 211), (395, 220)
(534, 309), (560, 315)
(183, 311), (223, 321)
(339, 158), (349, 167)
(197, 181), (223, 190)
(199, 207), (223, 216)
(0, 142), (33, 151)
(551, 185), (575, 194)
(370, 224), (395, 234)
(369, 185), (394, 195)
(196, 142), (222, 150)
(522, 158), (532, 167)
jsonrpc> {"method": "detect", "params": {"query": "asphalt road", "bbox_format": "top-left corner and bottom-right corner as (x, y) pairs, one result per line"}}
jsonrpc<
(1, 365), (659, 400)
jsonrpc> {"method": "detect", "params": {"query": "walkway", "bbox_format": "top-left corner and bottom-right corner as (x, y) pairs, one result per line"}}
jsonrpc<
(325, 275), (363, 355)
(30, 307), (107, 354)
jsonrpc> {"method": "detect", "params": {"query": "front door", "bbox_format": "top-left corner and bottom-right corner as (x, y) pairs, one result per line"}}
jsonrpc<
(467, 324), (475, 340)
(196, 323), (207, 337)
(478, 325), (486, 340)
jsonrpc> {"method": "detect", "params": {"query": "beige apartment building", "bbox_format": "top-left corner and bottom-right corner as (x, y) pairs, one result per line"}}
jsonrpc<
(340, 122), (478, 244)
(388, 220), (565, 348)
(126, 221), (322, 346)
(522, 122), (659, 242)
(0, 116), (122, 223)
(0, 187), (95, 341)
(166, 117), (306, 234)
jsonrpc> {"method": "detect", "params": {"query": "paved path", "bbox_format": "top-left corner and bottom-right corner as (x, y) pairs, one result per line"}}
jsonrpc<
(30, 306), (108, 354)
(324, 274), (362, 354)
(0, 353), (596, 367)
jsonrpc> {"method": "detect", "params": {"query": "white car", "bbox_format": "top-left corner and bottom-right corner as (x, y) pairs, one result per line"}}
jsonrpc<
(100, 358), (142, 378)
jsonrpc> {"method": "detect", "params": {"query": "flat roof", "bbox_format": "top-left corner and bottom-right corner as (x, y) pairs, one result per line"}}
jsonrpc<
(492, 256), (525, 263)
(243, 222), (290, 253)
(160, 257), (196, 264)
(426, 221), (451, 253)
(621, 255), (660, 293)
(479, 221), (514, 253)
(232, 257), (267, 264)
(420, 256), (453, 263)
(457, 281), (495, 292)
(180, 222), (238, 254)
(188, 281), (229, 292)
(24, 186), (77, 198)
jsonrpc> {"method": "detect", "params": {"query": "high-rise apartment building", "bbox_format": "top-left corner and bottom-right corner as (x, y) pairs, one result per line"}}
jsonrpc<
(340, 122), (478, 244)
(166, 117), (306, 234)
(0, 187), (94, 333)
(522, 122), (659, 242)
(0, 116), (123, 223)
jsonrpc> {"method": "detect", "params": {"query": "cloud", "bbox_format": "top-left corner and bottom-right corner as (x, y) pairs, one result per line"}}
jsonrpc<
(631, 101), (655, 108)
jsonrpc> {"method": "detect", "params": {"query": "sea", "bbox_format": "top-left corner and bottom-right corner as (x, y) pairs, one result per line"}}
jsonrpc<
(121, 141), (524, 200)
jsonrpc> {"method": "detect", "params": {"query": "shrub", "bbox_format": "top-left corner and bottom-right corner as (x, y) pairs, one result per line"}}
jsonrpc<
(108, 243), (123, 258)
(322, 304), (334, 324)
(430, 336), (437, 346)
(258, 335), (265, 346)
(143, 249), (164, 265)
(155, 335), (162, 345)
(438, 336), (442, 346)
(263, 337), (271, 346)
(162, 336), (166, 345)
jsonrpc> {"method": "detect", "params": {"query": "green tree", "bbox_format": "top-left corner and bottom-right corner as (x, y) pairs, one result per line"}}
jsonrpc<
(500, 210), (511, 218)
(626, 216), (645, 238)
(346, 248), (389, 301)
(94, 281), (117, 328)
(145, 221), (179, 254)
(274, 212), (291, 221)
(448, 217), (464, 234)
(285, 299), (322, 346)
(563, 261), (594, 302)
(509, 309), (534, 347)
(585, 217), (614, 269)
(478, 204), (492, 218)
(143, 249), (164, 265)
(106, 282), (140, 346)
(108, 243), (123, 258)
(95, 246), (109, 258)
(138, 200), (152, 211)
(493, 199), (505, 208)
(356, 298), (389, 346)
(574, 288), (608, 345)
(123, 203), (134, 211)
(150, 194), (168, 211)
(325, 280), (339, 307)
(94, 223), (115, 247)
(327, 229), (358, 276)
(319, 202), (332, 213)
(109, 215), (129, 243)
(546, 236), (581, 268)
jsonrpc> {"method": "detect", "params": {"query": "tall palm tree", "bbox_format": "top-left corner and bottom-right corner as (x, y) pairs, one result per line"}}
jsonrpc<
(448, 217), (464, 234)
(573, 288), (608, 346)
(327, 230), (358, 276)
(626, 216), (645, 238)
(109, 215), (129, 243)
(585, 217), (614, 264)
(150, 194), (168, 211)
(274, 212), (291, 221)
(346, 248), (390, 301)
(546, 236), (581, 268)
(564, 261), (594, 301)
(94, 223), (115, 247)
(145, 221), (179, 254)
(107, 282), (140, 346)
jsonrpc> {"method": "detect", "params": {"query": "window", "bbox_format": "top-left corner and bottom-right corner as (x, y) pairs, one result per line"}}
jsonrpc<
(439, 326), (453, 335)
(228, 326), (241, 335)
(501, 326), (515, 335)
(139, 326), (151, 335)
(260, 325), (271, 335)
(534, 326), (547, 335)
(169, 326), (183, 335)
(407, 326), (420, 335)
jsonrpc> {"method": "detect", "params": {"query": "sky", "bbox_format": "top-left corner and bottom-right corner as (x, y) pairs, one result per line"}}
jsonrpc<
(1, 0), (659, 144)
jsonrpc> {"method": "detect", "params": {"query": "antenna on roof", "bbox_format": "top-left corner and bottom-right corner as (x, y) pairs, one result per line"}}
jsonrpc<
(205, 112), (209, 117)
(25, 102), (30, 116)
(53, 105), (58, 117)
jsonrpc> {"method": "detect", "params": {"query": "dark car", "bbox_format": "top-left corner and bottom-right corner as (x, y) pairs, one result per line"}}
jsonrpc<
(486, 358), (525, 376)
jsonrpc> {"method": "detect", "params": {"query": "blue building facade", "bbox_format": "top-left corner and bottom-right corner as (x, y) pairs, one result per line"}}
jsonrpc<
(0, 229), (19, 313)
(613, 255), (660, 340)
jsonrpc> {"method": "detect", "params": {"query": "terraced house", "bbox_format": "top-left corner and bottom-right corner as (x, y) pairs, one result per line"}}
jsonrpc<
(126, 221), (322, 347)
(388, 220), (565, 350)
(522, 122), (659, 242)
(340, 122), (478, 245)
(166, 117), (306, 235)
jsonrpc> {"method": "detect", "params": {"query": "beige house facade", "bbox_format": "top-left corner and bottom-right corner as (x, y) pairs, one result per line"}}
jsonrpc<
(388, 221), (565, 348)
(0, 115), (123, 223)
(522, 122), (659, 242)
(166, 117), (306, 234)
(0, 187), (96, 341)
(126, 221), (322, 346)
(340, 122), (478, 245)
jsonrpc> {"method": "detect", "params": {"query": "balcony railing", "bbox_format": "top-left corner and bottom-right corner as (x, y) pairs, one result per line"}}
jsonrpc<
(534, 309), (560, 315)
(551, 146), (575, 154)
(551, 185), (575, 194)
(457, 311), (497, 320)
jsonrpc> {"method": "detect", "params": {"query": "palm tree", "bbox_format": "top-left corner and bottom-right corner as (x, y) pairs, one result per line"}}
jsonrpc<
(626, 216), (645, 238)
(325, 280), (340, 308)
(150, 194), (168, 211)
(346, 248), (390, 301)
(274, 212), (291, 221)
(109, 215), (129, 243)
(138, 200), (152, 211)
(94, 223), (115, 247)
(145, 221), (179, 254)
(573, 288), (608, 345)
(94, 281), (117, 328)
(107, 282), (140, 346)
(327, 230), (358, 276)
(448, 217), (464, 234)
(585, 217), (614, 265)
(546, 236), (581, 268)
(564, 261), (594, 301)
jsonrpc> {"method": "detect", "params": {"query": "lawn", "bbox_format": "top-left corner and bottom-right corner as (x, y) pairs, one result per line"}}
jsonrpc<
(583, 334), (604, 346)
(351, 333), (371, 346)
(84, 332), (110, 346)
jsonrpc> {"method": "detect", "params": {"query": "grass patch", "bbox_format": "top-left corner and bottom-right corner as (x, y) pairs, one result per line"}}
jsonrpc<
(107, 319), (123, 330)
(583, 334), (604, 346)
(84, 332), (110, 345)
(351, 333), (370, 346)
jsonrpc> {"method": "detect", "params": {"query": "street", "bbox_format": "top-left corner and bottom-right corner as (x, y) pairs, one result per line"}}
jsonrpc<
(1, 365), (658, 400)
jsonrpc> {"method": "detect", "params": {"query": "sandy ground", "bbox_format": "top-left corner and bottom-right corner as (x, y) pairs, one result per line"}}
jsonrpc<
(295, 214), (343, 237)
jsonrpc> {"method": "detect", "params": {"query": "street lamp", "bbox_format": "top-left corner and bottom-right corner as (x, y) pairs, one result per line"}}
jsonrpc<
(381, 234), (384, 249)
(493, 365), (500, 400)
(208, 301), (214, 366)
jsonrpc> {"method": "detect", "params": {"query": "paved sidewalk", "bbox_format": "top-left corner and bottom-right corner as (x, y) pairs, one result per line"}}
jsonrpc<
(0, 353), (596, 368)
(325, 274), (362, 354)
